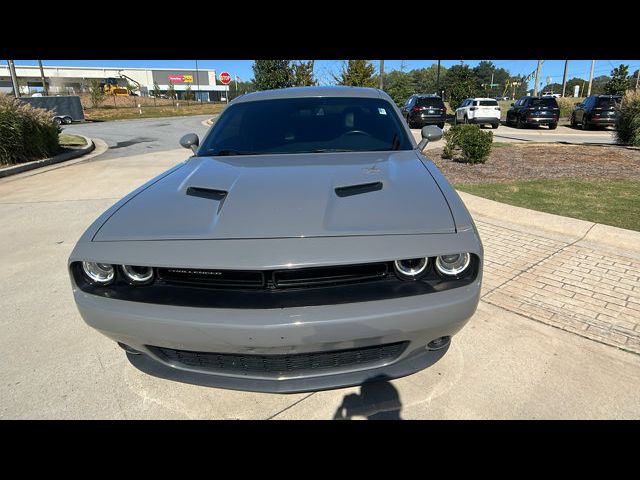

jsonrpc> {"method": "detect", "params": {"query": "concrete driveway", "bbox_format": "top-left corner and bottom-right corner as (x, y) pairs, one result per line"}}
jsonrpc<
(1, 121), (639, 419)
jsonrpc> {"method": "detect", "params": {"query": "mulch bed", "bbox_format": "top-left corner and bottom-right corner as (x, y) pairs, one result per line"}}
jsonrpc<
(428, 144), (640, 184)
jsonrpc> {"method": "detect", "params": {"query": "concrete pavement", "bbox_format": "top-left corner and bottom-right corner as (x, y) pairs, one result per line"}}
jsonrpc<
(1, 127), (639, 419)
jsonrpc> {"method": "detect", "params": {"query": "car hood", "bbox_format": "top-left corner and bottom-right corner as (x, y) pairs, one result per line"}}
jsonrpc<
(93, 151), (455, 241)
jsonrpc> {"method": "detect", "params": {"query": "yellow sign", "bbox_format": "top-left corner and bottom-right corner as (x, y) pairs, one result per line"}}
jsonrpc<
(183, 75), (193, 83)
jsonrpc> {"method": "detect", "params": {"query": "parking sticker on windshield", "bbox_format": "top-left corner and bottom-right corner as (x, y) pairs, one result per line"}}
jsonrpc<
(378, 108), (387, 115)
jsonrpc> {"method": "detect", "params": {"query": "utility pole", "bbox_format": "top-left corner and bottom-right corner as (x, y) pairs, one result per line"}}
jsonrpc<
(7, 60), (20, 97)
(436, 60), (441, 95)
(561, 60), (569, 98)
(533, 60), (542, 96)
(587, 60), (595, 96)
(37, 60), (48, 96)
(379, 60), (384, 89)
(635, 69), (639, 90)
(195, 59), (200, 102)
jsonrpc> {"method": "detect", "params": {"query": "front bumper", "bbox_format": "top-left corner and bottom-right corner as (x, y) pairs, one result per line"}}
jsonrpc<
(73, 281), (481, 392)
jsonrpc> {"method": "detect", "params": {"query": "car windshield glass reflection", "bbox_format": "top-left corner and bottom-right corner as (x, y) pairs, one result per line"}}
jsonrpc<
(199, 97), (413, 156)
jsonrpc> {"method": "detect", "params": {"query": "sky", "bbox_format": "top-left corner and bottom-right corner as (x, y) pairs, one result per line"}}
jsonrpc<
(13, 59), (640, 90)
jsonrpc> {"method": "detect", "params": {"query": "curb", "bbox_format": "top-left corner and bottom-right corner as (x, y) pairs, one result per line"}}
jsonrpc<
(0, 136), (95, 178)
(458, 191), (640, 255)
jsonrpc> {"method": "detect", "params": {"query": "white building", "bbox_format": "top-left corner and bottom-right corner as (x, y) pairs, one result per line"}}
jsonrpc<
(0, 64), (230, 101)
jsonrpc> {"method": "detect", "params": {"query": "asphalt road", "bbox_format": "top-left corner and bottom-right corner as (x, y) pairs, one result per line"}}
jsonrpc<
(64, 115), (212, 160)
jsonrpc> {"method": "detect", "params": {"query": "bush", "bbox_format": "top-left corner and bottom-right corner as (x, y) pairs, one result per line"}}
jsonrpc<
(616, 90), (640, 147)
(442, 124), (493, 164)
(0, 93), (60, 166)
(556, 97), (576, 118)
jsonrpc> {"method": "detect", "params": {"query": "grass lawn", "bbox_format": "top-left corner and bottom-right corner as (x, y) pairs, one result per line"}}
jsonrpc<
(456, 179), (640, 232)
(84, 103), (225, 122)
(58, 134), (87, 146)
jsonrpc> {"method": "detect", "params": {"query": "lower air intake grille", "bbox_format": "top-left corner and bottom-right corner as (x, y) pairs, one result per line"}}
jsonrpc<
(149, 341), (408, 376)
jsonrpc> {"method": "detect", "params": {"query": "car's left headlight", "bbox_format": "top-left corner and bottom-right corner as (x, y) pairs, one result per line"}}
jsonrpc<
(434, 253), (471, 278)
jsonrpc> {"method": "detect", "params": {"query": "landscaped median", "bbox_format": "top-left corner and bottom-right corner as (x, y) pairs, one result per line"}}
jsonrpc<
(428, 142), (640, 232)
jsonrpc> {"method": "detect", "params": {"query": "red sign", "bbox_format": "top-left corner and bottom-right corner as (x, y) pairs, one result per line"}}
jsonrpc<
(219, 72), (231, 85)
(167, 74), (193, 83)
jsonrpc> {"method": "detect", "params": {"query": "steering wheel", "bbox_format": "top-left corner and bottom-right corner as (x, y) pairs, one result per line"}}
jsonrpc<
(342, 130), (372, 137)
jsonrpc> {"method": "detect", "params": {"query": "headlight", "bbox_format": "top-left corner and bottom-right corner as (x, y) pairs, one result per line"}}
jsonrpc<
(435, 253), (471, 278)
(394, 257), (429, 280)
(81, 261), (115, 284)
(121, 265), (154, 285)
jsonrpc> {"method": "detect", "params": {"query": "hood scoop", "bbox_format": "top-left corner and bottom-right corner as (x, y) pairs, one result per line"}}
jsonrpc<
(186, 186), (228, 201)
(335, 181), (383, 198)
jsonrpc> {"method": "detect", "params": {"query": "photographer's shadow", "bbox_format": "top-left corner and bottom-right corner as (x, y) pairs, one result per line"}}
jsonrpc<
(333, 375), (402, 420)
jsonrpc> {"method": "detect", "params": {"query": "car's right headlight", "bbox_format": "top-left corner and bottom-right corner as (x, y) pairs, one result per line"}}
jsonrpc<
(81, 261), (115, 285)
(434, 253), (471, 278)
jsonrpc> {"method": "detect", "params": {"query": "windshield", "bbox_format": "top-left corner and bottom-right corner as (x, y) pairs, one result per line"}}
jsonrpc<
(597, 97), (621, 107)
(415, 97), (444, 108)
(531, 98), (558, 108)
(199, 97), (413, 156)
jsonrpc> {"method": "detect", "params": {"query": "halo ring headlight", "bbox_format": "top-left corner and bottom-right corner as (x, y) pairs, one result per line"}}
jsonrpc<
(435, 253), (471, 278)
(121, 265), (154, 284)
(394, 257), (429, 280)
(81, 262), (115, 284)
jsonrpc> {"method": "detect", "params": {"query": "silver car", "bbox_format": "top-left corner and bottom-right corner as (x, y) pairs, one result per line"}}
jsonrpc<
(69, 86), (483, 393)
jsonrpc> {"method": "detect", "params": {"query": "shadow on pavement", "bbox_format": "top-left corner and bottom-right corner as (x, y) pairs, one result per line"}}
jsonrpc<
(333, 375), (402, 420)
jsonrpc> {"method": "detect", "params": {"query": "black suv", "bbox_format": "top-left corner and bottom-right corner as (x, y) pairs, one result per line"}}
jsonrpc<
(400, 95), (447, 129)
(570, 95), (621, 130)
(506, 96), (559, 129)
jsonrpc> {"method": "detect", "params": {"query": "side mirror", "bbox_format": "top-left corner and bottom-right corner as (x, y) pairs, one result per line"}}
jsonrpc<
(417, 125), (442, 151)
(180, 133), (199, 154)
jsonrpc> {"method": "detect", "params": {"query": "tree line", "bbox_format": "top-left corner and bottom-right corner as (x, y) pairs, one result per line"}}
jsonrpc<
(238, 60), (640, 109)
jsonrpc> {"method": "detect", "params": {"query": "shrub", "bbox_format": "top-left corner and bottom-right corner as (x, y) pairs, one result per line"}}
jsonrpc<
(442, 124), (493, 164)
(0, 93), (60, 166)
(556, 97), (576, 118)
(616, 90), (640, 147)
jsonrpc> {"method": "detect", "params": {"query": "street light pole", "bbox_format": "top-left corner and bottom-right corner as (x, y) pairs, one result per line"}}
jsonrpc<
(561, 60), (569, 98)
(7, 60), (20, 97)
(379, 60), (384, 89)
(436, 60), (441, 95)
(195, 59), (200, 102)
(587, 60), (595, 96)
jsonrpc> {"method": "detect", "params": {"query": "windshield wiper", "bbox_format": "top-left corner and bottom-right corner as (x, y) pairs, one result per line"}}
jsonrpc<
(210, 149), (258, 156)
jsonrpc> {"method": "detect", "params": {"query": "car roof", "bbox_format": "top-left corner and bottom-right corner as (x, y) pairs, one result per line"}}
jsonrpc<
(232, 86), (387, 104)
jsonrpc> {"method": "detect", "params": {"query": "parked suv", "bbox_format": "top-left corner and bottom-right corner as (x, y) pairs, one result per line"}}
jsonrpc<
(570, 95), (621, 130)
(454, 98), (501, 129)
(401, 94), (447, 129)
(506, 96), (559, 129)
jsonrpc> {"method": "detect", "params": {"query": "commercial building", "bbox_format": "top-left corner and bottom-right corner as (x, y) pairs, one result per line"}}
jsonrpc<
(0, 64), (230, 101)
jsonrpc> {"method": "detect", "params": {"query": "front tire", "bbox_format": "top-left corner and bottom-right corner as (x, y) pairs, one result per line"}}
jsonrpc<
(581, 116), (590, 130)
(437, 122), (445, 129)
(570, 114), (577, 128)
(491, 123), (499, 129)
(548, 123), (557, 130)
(516, 116), (524, 129)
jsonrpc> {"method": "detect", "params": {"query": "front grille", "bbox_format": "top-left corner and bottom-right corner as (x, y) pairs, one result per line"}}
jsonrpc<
(157, 263), (388, 290)
(149, 341), (408, 376)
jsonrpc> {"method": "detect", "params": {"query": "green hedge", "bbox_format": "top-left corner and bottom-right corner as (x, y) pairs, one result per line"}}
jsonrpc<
(442, 124), (493, 164)
(616, 90), (640, 147)
(0, 94), (60, 166)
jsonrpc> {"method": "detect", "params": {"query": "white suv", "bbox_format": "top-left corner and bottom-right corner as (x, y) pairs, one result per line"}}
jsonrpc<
(454, 98), (501, 129)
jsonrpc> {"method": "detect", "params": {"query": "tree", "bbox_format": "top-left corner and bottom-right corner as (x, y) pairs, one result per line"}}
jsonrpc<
(152, 81), (161, 98)
(88, 79), (105, 108)
(167, 81), (176, 99)
(334, 60), (376, 87)
(292, 60), (316, 86)
(445, 63), (481, 110)
(605, 65), (630, 95)
(252, 60), (294, 90)
(409, 63), (448, 95)
(540, 82), (562, 94)
(473, 61), (510, 97)
(228, 79), (255, 100)
(184, 84), (194, 101)
(384, 70), (413, 106)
